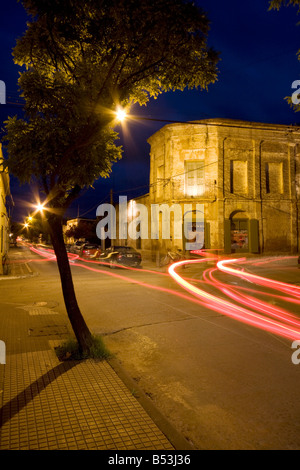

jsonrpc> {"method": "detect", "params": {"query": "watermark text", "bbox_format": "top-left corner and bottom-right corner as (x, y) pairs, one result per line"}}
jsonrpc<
(96, 197), (204, 250)
(0, 80), (6, 104)
(291, 80), (300, 105)
(0, 340), (6, 364)
(291, 340), (300, 365)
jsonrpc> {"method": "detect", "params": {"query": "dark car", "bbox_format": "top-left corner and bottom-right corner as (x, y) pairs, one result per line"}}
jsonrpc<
(81, 243), (102, 259)
(69, 241), (85, 254)
(99, 246), (142, 268)
(298, 255), (300, 268)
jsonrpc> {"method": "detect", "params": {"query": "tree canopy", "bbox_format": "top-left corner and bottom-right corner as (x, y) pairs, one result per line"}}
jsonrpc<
(3, 0), (219, 354)
(4, 0), (218, 214)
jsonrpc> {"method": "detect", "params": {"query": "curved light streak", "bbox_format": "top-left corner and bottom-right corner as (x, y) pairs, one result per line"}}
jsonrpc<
(29, 243), (300, 341)
(169, 259), (300, 341)
(202, 267), (300, 320)
(217, 258), (300, 298)
(28, 244), (211, 309)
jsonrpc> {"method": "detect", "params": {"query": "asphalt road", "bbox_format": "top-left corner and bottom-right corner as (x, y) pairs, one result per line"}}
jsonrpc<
(2, 245), (300, 450)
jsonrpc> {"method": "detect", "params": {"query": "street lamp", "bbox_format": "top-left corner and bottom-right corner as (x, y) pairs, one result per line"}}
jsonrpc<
(35, 202), (45, 213)
(115, 107), (127, 123)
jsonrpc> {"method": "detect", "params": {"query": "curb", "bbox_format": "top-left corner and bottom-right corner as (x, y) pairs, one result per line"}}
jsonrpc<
(108, 357), (196, 451)
(0, 262), (39, 281)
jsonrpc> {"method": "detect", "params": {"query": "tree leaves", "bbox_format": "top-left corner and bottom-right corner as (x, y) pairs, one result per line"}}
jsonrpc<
(3, 0), (219, 212)
(269, 0), (300, 11)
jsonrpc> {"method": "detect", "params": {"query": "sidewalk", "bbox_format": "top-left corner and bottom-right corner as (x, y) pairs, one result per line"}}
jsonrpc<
(0, 248), (191, 450)
(1, 247), (36, 279)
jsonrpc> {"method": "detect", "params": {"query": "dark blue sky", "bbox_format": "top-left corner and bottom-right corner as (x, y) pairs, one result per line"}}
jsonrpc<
(1, 0), (300, 222)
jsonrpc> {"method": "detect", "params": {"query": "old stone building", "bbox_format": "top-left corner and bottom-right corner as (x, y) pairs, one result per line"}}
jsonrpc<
(114, 118), (300, 258)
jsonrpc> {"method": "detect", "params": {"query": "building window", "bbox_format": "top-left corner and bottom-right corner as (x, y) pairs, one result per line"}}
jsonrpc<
(265, 163), (270, 194)
(265, 162), (283, 194)
(185, 161), (204, 197)
(230, 160), (247, 194)
(230, 161), (234, 193)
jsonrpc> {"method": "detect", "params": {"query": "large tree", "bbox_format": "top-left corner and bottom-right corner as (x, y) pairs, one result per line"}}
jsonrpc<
(3, 0), (218, 354)
(269, 0), (300, 111)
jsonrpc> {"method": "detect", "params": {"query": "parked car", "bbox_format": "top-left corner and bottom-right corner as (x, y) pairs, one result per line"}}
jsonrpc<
(98, 246), (142, 268)
(69, 241), (85, 254)
(81, 243), (102, 259)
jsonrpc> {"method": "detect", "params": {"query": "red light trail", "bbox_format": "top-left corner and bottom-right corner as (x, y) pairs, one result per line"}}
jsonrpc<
(27, 243), (300, 341)
(217, 258), (300, 298)
(27, 245), (211, 308)
(168, 258), (300, 341)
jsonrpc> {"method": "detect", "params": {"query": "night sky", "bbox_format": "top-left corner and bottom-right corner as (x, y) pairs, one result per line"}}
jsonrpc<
(0, 0), (300, 223)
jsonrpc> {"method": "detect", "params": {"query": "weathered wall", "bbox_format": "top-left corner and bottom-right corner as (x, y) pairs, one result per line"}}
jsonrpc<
(147, 119), (300, 255)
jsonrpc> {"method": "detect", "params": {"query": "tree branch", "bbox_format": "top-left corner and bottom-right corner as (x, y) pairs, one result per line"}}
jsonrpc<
(63, 184), (82, 210)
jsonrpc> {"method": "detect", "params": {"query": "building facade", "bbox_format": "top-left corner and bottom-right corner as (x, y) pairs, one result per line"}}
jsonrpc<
(0, 143), (11, 274)
(114, 119), (300, 258)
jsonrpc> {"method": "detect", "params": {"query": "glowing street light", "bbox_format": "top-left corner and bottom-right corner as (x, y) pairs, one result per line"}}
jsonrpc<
(115, 107), (127, 123)
(35, 202), (45, 213)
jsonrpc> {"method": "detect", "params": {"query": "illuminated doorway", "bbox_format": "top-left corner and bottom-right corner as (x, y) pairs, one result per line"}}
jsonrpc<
(230, 218), (249, 253)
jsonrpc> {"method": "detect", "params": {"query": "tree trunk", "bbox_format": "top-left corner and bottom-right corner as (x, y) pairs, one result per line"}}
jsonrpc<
(46, 213), (93, 355)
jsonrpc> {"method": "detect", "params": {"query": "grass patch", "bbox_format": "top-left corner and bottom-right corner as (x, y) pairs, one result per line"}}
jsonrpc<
(55, 335), (112, 361)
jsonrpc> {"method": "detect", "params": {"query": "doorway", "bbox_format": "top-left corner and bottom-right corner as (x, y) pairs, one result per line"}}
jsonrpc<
(230, 218), (249, 253)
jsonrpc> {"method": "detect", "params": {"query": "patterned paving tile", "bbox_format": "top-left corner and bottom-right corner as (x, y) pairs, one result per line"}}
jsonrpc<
(0, 285), (174, 450)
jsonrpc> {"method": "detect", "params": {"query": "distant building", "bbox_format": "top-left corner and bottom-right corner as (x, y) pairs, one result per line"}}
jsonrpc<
(115, 119), (300, 258)
(63, 217), (97, 244)
(0, 143), (12, 274)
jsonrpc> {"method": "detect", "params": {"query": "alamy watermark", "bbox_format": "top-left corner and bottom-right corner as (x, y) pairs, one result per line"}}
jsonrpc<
(96, 196), (204, 250)
(0, 80), (6, 105)
(291, 340), (300, 365)
(0, 340), (6, 364)
(291, 80), (300, 105)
